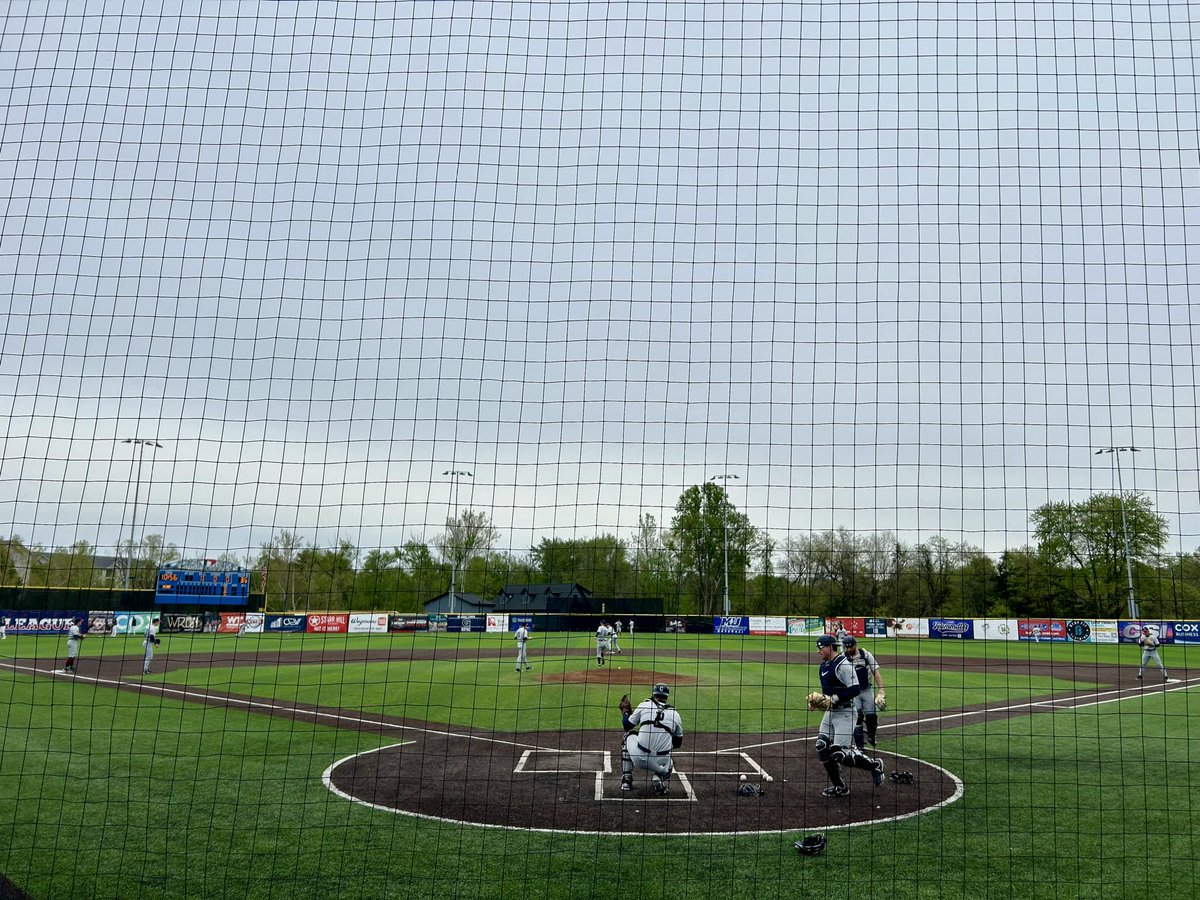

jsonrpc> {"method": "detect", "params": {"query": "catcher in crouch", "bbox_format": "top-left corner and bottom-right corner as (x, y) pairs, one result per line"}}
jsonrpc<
(810, 634), (885, 798)
(618, 683), (684, 794)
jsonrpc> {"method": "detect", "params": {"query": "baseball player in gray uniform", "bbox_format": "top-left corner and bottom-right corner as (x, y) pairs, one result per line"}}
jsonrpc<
(842, 636), (886, 750)
(619, 683), (684, 794)
(142, 617), (161, 675)
(611, 619), (623, 654)
(514, 623), (531, 671)
(812, 634), (884, 797)
(595, 620), (612, 665)
(62, 618), (84, 673)
(1136, 627), (1169, 681)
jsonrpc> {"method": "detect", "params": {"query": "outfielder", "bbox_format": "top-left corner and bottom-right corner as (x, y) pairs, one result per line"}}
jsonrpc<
(842, 636), (886, 750)
(514, 622), (531, 671)
(611, 619), (623, 654)
(1136, 627), (1169, 681)
(618, 683), (684, 794)
(62, 618), (84, 673)
(143, 617), (161, 675)
(809, 634), (884, 797)
(595, 620), (612, 666)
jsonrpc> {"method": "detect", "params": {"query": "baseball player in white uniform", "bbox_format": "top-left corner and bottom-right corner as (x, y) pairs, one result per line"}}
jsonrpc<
(619, 683), (684, 794)
(595, 620), (612, 665)
(842, 636), (885, 750)
(611, 619), (623, 654)
(813, 634), (884, 797)
(514, 623), (531, 671)
(1136, 627), (1168, 681)
(143, 617), (161, 674)
(63, 619), (84, 673)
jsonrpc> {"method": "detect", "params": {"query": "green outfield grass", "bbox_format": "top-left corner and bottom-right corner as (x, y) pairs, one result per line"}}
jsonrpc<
(1, 634), (1196, 898)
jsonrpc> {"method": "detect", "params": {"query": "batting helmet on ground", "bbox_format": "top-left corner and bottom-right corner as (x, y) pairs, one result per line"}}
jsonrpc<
(794, 834), (827, 855)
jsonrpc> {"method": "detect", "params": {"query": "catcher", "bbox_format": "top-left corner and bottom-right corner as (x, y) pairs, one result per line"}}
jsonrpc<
(841, 636), (886, 751)
(810, 634), (884, 798)
(618, 683), (684, 795)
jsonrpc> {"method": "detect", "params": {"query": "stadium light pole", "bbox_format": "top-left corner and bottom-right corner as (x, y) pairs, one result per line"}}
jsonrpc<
(710, 473), (740, 617)
(443, 469), (473, 615)
(122, 438), (163, 591)
(1094, 447), (1140, 619)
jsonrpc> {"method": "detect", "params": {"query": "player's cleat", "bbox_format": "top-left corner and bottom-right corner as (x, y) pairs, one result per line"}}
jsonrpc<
(525, 666), (532, 670)
(867, 738), (877, 748)
(821, 785), (850, 798)
(1136, 673), (1142, 679)
(872, 758), (885, 786)
(1164, 673), (1170, 681)
(651, 775), (667, 795)
(621, 776), (632, 792)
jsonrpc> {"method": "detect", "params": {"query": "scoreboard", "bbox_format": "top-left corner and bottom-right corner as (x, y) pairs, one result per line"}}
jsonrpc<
(156, 569), (251, 604)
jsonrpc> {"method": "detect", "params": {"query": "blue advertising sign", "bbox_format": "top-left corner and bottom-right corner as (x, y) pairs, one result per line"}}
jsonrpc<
(712, 616), (750, 635)
(1118, 621), (1173, 643)
(509, 615), (535, 631)
(447, 615), (486, 633)
(265, 614), (307, 633)
(1, 612), (87, 635)
(929, 618), (974, 640)
(1171, 622), (1200, 644)
(865, 617), (888, 637)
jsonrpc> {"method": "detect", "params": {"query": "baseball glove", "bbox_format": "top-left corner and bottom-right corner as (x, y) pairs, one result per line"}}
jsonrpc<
(618, 694), (633, 717)
(794, 834), (827, 855)
(875, 691), (886, 710)
(806, 691), (834, 711)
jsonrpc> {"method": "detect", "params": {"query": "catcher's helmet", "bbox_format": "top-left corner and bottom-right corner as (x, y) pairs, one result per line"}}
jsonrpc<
(816, 635), (837, 649)
(794, 834), (827, 855)
(652, 683), (670, 698)
(841, 635), (857, 647)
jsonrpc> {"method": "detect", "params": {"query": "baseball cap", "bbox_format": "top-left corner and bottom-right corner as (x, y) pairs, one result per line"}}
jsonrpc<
(842, 636), (857, 647)
(816, 635), (837, 649)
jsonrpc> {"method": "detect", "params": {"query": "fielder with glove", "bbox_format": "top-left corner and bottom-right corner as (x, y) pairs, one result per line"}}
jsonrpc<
(618, 683), (683, 795)
(142, 617), (162, 676)
(811, 634), (884, 798)
(842, 635), (886, 750)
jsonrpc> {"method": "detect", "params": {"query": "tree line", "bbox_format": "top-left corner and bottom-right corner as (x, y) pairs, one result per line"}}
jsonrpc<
(4, 485), (1199, 618)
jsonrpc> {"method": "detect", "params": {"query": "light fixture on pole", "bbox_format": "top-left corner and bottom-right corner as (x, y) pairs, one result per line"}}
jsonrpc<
(710, 473), (740, 617)
(1094, 446), (1140, 619)
(122, 438), (163, 591)
(442, 469), (473, 615)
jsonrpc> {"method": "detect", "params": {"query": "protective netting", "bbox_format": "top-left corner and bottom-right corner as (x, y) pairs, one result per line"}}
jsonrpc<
(1, 2), (1197, 898)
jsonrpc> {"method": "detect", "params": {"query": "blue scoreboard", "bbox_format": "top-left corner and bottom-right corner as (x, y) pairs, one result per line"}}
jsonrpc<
(156, 569), (251, 604)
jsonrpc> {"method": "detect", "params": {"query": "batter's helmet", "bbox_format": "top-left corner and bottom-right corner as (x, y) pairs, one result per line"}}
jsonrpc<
(652, 683), (670, 698)
(816, 635), (837, 649)
(794, 834), (827, 855)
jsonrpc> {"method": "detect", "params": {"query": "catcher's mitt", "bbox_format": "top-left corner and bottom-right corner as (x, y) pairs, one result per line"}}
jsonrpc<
(618, 694), (633, 717)
(875, 691), (886, 710)
(794, 834), (827, 855)
(736, 783), (763, 797)
(889, 771), (915, 785)
(806, 691), (834, 712)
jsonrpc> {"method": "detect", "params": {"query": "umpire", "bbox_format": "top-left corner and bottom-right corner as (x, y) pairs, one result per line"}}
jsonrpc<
(811, 634), (884, 797)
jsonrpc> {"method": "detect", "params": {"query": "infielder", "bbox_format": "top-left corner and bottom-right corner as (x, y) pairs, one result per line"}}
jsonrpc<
(595, 620), (612, 666)
(611, 619), (623, 654)
(842, 636), (886, 750)
(514, 622), (531, 671)
(618, 683), (684, 794)
(142, 617), (161, 675)
(1136, 627), (1169, 681)
(62, 618), (84, 673)
(809, 634), (884, 797)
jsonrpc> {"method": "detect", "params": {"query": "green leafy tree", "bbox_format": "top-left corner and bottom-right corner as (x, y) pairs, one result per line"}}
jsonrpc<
(121, 534), (181, 589)
(291, 539), (357, 611)
(434, 509), (500, 599)
(1032, 492), (1168, 616)
(28, 540), (103, 588)
(254, 530), (306, 610)
(531, 535), (632, 596)
(670, 482), (756, 616)
(0, 535), (28, 586)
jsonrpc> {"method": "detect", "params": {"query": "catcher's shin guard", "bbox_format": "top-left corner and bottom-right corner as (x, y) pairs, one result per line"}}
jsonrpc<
(865, 713), (878, 744)
(815, 735), (833, 763)
(852, 723), (865, 751)
(621, 741), (633, 778)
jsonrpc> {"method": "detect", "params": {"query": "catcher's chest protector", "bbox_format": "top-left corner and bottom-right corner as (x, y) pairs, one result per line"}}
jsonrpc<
(818, 654), (848, 695)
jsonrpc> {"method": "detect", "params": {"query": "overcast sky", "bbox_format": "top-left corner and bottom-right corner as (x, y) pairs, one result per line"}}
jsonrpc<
(1, 1), (1198, 562)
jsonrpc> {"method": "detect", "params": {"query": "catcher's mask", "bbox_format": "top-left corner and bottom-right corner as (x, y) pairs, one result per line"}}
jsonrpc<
(794, 834), (827, 855)
(652, 683), (670, 699)
(816, 635), (837, 650)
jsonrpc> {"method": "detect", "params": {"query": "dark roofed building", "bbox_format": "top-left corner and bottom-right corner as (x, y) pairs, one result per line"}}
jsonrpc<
(492, 583), (592, 614)
(423, 592), (493, 615)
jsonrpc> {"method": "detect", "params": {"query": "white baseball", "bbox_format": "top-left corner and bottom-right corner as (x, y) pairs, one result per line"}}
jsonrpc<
(739, 774), (747, 782)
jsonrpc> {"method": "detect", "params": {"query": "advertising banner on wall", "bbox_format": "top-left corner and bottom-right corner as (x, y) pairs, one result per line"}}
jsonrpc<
(87, 611), (117, 635)
(1118, 621), (1173, 643)
(1018, 619), (1067, 642)
(865, 617), (888, 637)
(1085, 620), (1120, 643)
(713, 616), (750, 635)
(114, 612), (156, 636)
(749, 616), (787, 635)
(889, 618), (929, 638)
(447, 615), (486, 633)
(929, 618), (974, 639)
(162, 613), (205, 634)
(508, 615), (535, 632)
(266, 614), (308, 633)
(348, 613), (389, 634)
(1171, 621), (1200, 644)
(787, 617), (825, 636)
(971, 619), (1019, 641)
(388, 615), (429, 632)
(485, 614), (510, 633)
(306, 613), (349, 634)
(826, 617), (866, 638)
(0, 612), (87, 635)
(244, 613), (264, 634)
(219, 612), (247, 633)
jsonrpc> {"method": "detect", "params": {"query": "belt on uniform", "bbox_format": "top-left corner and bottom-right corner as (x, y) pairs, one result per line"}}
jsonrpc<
(637, 742), (670, 756)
